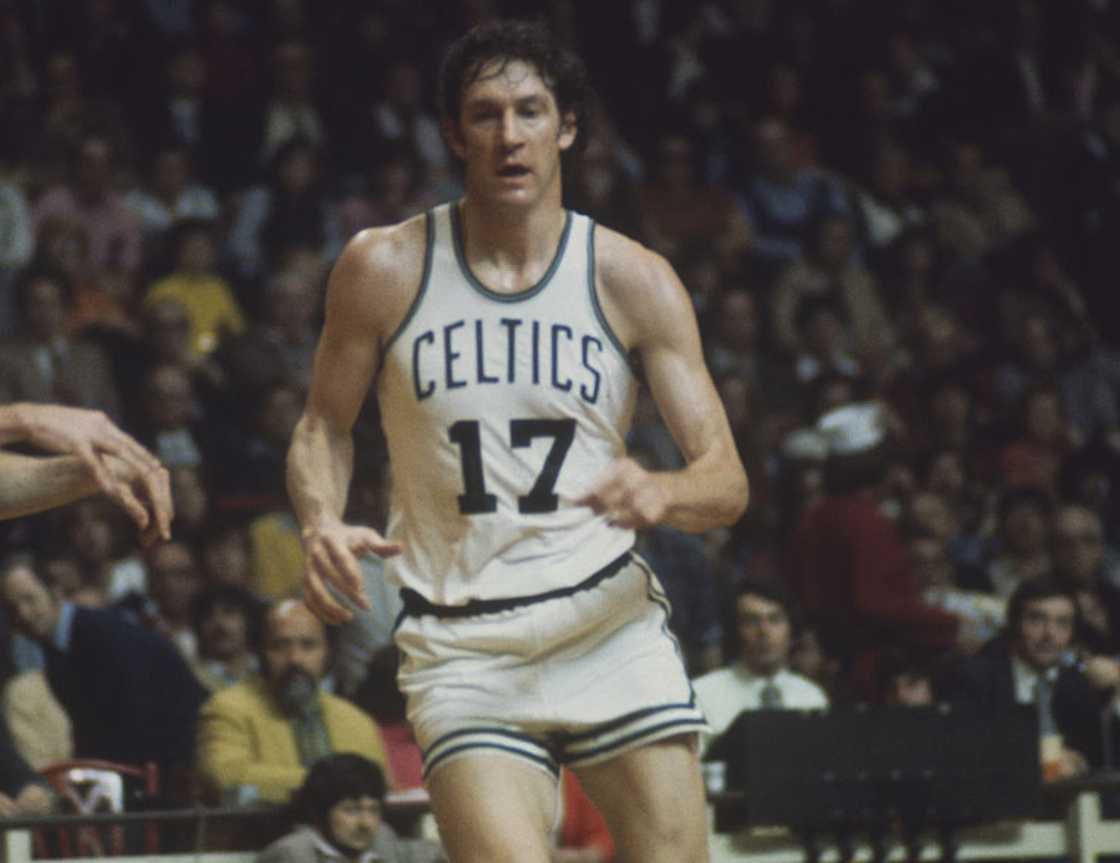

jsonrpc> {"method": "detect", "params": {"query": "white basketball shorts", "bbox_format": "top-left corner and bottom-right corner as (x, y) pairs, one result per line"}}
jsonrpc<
(393, 551), (706, 781)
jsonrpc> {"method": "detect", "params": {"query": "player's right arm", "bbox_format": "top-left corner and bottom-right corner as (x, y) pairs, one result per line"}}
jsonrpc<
(287, 220), (423, 623)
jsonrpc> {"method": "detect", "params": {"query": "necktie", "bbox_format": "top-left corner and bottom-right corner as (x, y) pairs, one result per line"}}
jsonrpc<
(760, 681), (784, 709)
(292, 700), (333, 766)
(1034, 675), (1057, 737)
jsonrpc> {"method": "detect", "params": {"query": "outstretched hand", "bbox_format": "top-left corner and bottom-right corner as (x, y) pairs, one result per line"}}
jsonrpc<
(18, 405), (172, 542)
(301, 521), (403, 624)
(576, 457), (668, 530)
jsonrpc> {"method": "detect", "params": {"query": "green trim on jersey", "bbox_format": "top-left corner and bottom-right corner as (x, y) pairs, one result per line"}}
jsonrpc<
(379, 210), (436, 364)
(451, 202), (573, 303)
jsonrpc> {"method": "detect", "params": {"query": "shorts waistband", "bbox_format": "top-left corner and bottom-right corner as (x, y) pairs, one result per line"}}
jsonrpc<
(398, 550), (632, 620)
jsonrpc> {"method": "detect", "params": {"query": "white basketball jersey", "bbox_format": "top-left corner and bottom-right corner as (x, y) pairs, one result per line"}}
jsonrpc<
(377, 203), (637, 604)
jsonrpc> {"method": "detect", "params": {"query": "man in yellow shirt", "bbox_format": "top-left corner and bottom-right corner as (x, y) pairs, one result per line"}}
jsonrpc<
(196, 600), (390, 803)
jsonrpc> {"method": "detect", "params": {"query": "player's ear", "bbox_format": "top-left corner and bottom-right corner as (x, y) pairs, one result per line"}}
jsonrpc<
(558, 111), (577, 152)
(443, 118), (467, 161)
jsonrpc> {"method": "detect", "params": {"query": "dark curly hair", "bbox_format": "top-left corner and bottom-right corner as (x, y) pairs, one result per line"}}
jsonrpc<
(438, 19), (590, 156)
(294, 754), (387, 826)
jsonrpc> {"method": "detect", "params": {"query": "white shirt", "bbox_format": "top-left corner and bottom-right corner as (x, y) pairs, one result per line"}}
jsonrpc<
(693, 665), (829, 752)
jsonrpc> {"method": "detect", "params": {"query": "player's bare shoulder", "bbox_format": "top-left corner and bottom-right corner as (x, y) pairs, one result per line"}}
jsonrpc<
(592, 224), (694, 351)
(325, 212), (430, 349)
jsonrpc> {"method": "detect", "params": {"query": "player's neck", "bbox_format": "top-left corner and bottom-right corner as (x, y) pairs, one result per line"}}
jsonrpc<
(457, 194), (567, 281)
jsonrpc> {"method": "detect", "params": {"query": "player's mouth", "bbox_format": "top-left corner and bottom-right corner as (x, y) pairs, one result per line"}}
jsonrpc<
(497, 164), (531, 178)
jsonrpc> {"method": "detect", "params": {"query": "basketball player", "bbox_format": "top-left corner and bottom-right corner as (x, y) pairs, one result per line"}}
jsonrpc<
(287, 21), (747, 863)
(0, 402), (171, 541)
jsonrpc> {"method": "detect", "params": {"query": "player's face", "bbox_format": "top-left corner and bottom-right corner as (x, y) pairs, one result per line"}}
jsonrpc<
(448, 59), (576, 206)
(1015, 596), (1075, 672)
(736, 594), (791, 676)
(327, 796), (381, 855)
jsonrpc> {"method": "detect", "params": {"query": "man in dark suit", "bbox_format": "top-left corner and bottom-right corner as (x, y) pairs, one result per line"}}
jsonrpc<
(0, 554), (207, 792)
(942, 576), (1119, 778)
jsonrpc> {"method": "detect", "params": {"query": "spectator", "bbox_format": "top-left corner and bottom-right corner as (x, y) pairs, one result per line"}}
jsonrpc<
(198, 520), (253, 590)
(941, 577), (1119, 778)
(741, 116), (848, 275)
(637, 130), (750, 267)
(258, 39), (326, 166)
(257, 754), (444, 863)
(144, 219), (246, 359)
(191, 584), (263, 692)
(57, 497), (147, 600)
(0, 554), (207, 788)
(124, 143), (220, 242)
(0, 269), (122, 418)
(876, 648), (936, 706)
(119, 539), (204, 660)
(771, 213), (892, 368)
(984, 488), (1052, 601)
(693, 579), (828, 752)
(1051, 504), (1120, 655)
(227, 137), (339, 282)
(0, 719), (54, 817)
(196, 600), (390, 804)
(31, 133), (141, 277)
(220, 268), (320, 398)
(791, 403), (970, 696)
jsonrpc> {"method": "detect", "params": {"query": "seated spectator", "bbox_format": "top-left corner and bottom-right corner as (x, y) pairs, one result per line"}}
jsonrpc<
(2, 666), (72, 768)
(0, 553), (207, 788)
(771, 213), (893, 369)
(0, 268), (122, 419)
(125, 142), (220, 253)
(792, 403), (969, 695)
(941, 577), (1120, 778)
(1052, 504), (1120, 655)
(227, 138), (338, 282)
(257, 754), (444, 863)
(191, 584), (263, 692)
(219, 267), (320, 397)
(876, 648), (937, 707)
(637, 130), (750, 266)
(198, 519), (254, 590)
(693, 580), (828, 752)
(0, 719), (54, 817)
(144, 219), (245, 359)
(196, 600), (390, 804)
(117, 539), (203, 660)
(247, 510), (305, 601)
(741, 117), (849, 275)
(999, 383), (1075, 495)
(31, 132), (141, 277)
(57, 497), (146, 600)
(984, 488), (1052, 601)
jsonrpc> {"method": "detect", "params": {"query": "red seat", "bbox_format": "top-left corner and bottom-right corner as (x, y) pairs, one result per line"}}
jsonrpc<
(36, 760), (160, 858)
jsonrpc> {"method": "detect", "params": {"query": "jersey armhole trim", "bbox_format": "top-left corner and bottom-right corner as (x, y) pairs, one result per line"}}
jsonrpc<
(378, 209), (435, 365)
(587, 220), (632, 367)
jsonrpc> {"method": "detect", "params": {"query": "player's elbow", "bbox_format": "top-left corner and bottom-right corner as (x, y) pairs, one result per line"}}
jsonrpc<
(722, 468), (750, 527)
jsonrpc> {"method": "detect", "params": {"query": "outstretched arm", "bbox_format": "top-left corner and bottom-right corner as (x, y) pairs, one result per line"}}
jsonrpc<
(0, 403), (171, 541)
(579, 234), (748, 532)
(287, 227), (418, 623)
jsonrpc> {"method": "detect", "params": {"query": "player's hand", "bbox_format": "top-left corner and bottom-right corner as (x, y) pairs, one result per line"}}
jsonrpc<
(102, 452), (173, 546)
(16, 405), (171, 541)
(301, 520), (402, 624)
(577, 457), (668, 530)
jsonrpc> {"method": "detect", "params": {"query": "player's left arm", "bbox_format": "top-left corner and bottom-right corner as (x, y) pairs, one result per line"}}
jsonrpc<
(579, 232), (748, 533)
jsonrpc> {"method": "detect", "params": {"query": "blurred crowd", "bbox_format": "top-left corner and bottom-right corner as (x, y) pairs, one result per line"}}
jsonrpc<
(0, 0), (1119, 849)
